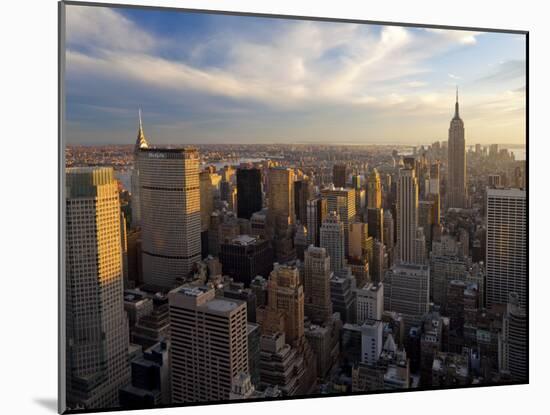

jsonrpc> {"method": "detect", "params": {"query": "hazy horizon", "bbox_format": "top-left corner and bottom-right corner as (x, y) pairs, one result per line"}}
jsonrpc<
(64, 5), (527, 146)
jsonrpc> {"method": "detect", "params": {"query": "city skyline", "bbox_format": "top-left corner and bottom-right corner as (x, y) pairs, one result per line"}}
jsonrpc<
(61, 3), (528, 412)
(65, 5), (526, 146)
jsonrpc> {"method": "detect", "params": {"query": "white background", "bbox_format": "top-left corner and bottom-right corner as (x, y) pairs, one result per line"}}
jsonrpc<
(0, 0), (542, 413)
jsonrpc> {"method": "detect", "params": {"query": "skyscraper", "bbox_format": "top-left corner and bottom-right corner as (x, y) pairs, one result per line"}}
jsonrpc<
(139, 147), (201, 288)
(306, 197), (327, 247)
(333, 163), (347, 188)
(303, 246), (334, 324)
(257, 264), (305, 345)
(396, 164), (419, 265)
(486, 188), (527, 308)
(169, 286), (248, 403)
(266, 167), (296, 261)
(130, 109), (149, 228)
(321, 186), (356, 256)
(500, 292), (527, 382)
(237, 168), (263, 220)
(356, 282), (384, 324)
(66, 167), (130, 409)
(294, 177), (313, 225)
(320, 211), (346, 274)
(219, 234), (274, 287)
(447, 89), (467, 209)
(384, 263), (430, 330)
(367, 169), (382, 209)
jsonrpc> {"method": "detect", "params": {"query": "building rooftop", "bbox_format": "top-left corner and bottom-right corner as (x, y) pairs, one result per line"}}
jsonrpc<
(205, 298), (241, 312)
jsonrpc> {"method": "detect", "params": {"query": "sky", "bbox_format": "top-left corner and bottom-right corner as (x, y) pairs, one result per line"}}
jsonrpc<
(64, 4), (527, 146)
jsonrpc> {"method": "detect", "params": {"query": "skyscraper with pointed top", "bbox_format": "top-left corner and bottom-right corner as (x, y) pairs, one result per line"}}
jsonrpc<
(447, 89), (467, 209)
(131, 109), (149, 228)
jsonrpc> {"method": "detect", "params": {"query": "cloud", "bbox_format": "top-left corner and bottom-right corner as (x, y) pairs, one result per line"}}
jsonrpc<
(66, 6), (156, 52)
(63, 6), (524, 145)
(476, 60), (526, 83)
(65, 7), (486, 110)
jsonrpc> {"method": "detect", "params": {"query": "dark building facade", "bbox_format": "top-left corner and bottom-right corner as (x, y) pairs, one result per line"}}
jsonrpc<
(237, 168), (263, 220)
(219, 235), (274, 287)
(294, 178), (313, 225)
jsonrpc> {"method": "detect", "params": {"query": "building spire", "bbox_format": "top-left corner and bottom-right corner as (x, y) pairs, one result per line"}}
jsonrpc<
(136, 107), (149, 150)
(454, 86), (460, 119)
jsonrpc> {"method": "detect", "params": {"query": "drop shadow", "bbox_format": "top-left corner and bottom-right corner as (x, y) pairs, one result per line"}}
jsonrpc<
(34, 398), (57, 413)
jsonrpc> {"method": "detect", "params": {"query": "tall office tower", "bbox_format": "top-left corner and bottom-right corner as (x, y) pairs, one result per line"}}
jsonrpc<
(303, 246), (334, 324)
(65, 168), (130, 409)
(360, 320), (384, 365)
(247, 323), (261, 388)
(348, 257), (370, 291)
(320, 211), (346, 273)
(352, 174), (362, 192)
(219, 235), (274, 287)
(447, 89), (468, 209)
(294, 225), (308, 261)
(348, 222), (369, 259)
(169, 286), (248, 403)
(257, 264), (305, 345)
(330, 269), (357, 323)
(321, 186), (356, 256)
(384, 263), (430, 330)
(306, 197), (327, 247)
(427, 162), (440, 196)
(199, 171), (214, 257)
(355, 188), (367, 219)
(500, 292), (527, 382)
(139, 147), (201, 288)
(418, 200), (434, 249)
(131, 110), (149, 228)
(396, 165), (419, 265)
(367, 169), (382, 209)
(366, 207), (384, 243)
(199, 171), (214, 232)
(486, 188), (527, 308)
(383, 210), (395, 260)
(237, 168), (262, 220)
(294, 177), (313, 225)
(356, 282), (384, 324)
(266, 167), (296, 261)
(333, 163), (347, 188)
(372, 240), (386, 284)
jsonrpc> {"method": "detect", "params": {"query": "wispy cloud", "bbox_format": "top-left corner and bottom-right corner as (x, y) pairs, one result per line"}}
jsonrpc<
(64, 5), (526, 145)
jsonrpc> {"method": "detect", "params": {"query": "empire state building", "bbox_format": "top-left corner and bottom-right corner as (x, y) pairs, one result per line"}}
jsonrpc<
(447, 89), (467, 209)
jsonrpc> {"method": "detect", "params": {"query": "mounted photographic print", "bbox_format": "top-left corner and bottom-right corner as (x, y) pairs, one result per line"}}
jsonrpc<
(58, 1), (528, 413)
